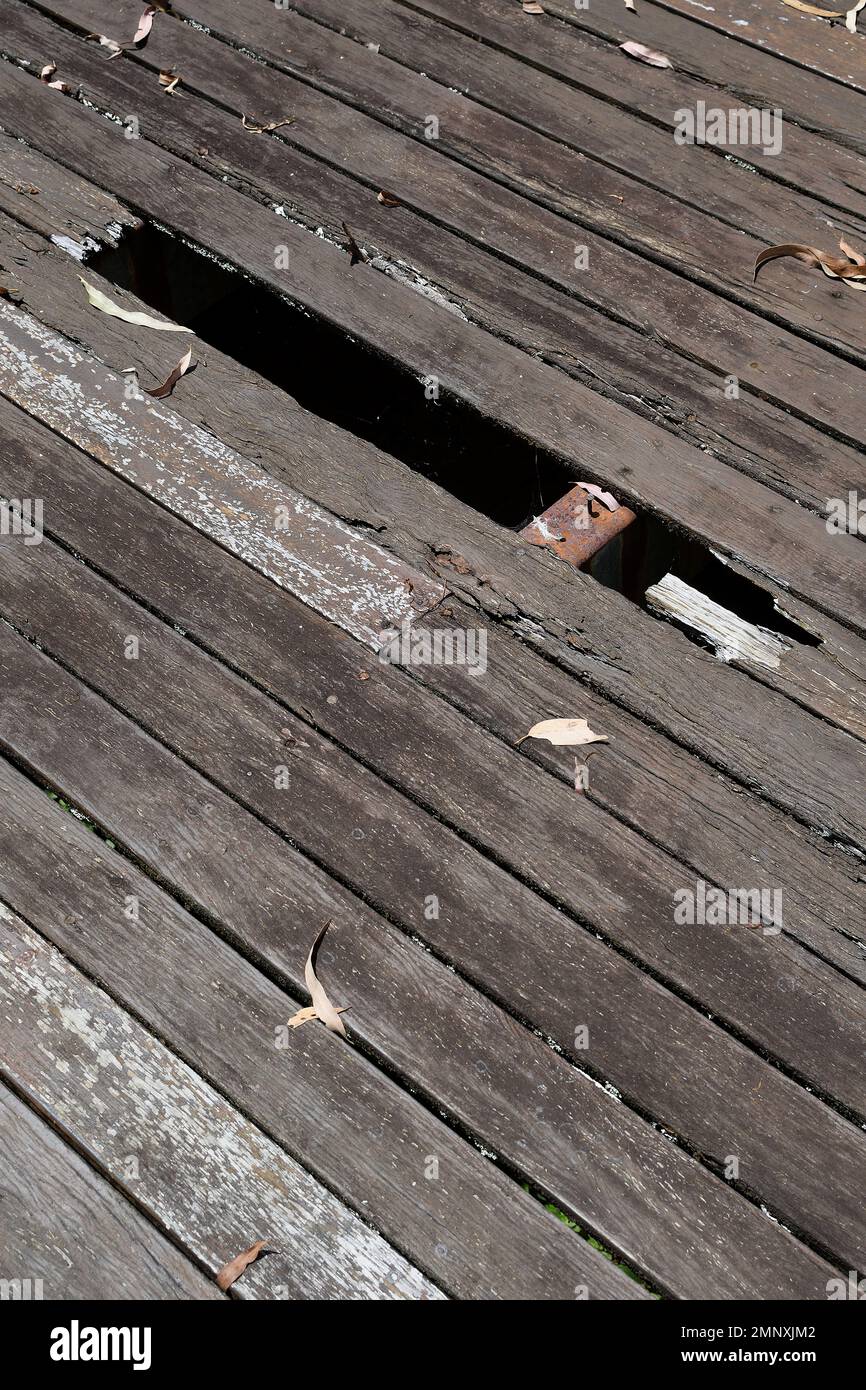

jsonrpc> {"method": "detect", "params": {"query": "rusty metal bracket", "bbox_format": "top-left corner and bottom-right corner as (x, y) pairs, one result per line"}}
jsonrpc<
(520, 485), (636, 569)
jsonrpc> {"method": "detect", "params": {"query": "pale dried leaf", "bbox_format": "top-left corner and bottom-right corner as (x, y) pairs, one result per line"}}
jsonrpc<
(133, 5), (159, 46)
(624, 0), (636, 9)
(522, 1), (545, 11)
(216, 1240), (267, 1291)
(781, 0), (845, 13)
(304, 922), (348, 1037)
(287, 1003), (349, 1030)
(839, 236), (866, 266)
(145, 346), (193, 399)
(517, 718), (609, 748)
(159, 70), (181, 94)
(619, 41), (673, 67)
(85, 33), (125, 58)
(576, 481), (620, 512)
(79, 277), (191, 331)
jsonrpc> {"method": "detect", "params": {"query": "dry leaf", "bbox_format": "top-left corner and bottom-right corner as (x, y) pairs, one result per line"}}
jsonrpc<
(517, 718), (609, 748)
(159, 70), (181, 94)
(522, 1), (545, 11)
(85, 33), (125, 58)
(754, 239), (866, 291)
(145, 346), (193, 398)
(304, 922), (348, 1037)
(133, 5), (159, 47)
(377, 190), (401, 207)
(576, 481), (620, 512)
(241, 115), (294, 133)
(0, 286), (22, 303)
(39, 62), (72, 92)
(216, 1240), (267, 1291)
(781, 0), (845, 13)
(619, 41), (673, 68)
(287, 1003), (349, 1030)
(79, 277), (191, 330)
(624, 0), (637, 8)
(341, 222), (367, 266)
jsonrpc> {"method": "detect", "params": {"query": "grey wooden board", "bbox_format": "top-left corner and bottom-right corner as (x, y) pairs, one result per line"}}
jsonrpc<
(41, 0), (866, 372)
(0, 906), (444, 1301)
(4, 20), (862, 524)
(0, 492), (865, 1281)
(0, 303), (443, 644)
(1, 55), (865, 639)
(0, 129), (140, 253)
(0, 1084), (224, 1301)
(5, 211), (866, 753)
(0, 762), (646, 1302)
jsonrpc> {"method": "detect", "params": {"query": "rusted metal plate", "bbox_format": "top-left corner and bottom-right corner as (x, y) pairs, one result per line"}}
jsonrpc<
(0, 304), (444, 647)
(520, 484), (636, 568)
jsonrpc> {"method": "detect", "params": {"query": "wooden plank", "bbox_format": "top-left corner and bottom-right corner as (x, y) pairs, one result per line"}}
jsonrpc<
(1, 493), (865, 1279)
(0, 1084), (223, 1301)
(4, 122), (862, 530)
(0, 66), (864, 646)
(23, 0), (866, 378)
(0, 769), (643, 1302)
(289, 0), (866, 222)
(6, 212), (866, 758)
(651, 0), (866, 95)
(0, 908), (443, 1301)
(3, 283), (866, 870)
(407, 0), (866, 164)
(0, 304), (442, 645)
(0, 130), (140, 254)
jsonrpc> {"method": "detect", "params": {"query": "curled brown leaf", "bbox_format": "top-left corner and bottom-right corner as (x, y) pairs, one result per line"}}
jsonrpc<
(754, 239), (866, 291)
(377, 190), (401, 207)
(216, 1240), (267, 1291)
(145, 345), (193, 399)
(159, 70), (181, 94)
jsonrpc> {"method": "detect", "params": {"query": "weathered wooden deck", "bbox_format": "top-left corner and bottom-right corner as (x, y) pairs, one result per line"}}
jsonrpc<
(1, 0), (865, 1302)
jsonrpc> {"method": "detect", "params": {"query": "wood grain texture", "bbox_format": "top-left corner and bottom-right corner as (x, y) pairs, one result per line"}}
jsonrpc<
(0, 130), (140, 252)
(0, 908), (444, 1301)
(4, 8), (860, 522)
(0, 304), (443, 644)
(0, 44), (865, 638)
(0, 1084), (223, 1300)
(0, 760), (647, 1301)
(0, 496), (864, 1280)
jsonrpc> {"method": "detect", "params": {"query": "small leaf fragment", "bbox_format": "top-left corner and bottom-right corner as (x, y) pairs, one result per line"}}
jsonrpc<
(624, 0), (637, 8)
(304, 922), (348, 1037)
(522, 1), (545, 11)
(0, 286), (22, 304)
(79, 277), (191, 330)
(287, 1003), (350, 1030)
(377, 190), (401, 207)
(85, 33), (125, 58)
(576, 481), (620, 512)
(216, 1240), (267, 1291)
(159, 70), (181, 94)
(145, 346), (193, 399)
(619, 41), (673, 67)
(241, 114), (294, 133)
(847, 0), (866, 29)
(517, 718), (609, 748)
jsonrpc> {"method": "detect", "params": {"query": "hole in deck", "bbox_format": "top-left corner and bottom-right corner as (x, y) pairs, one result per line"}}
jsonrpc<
(91, 224), (819, 651)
